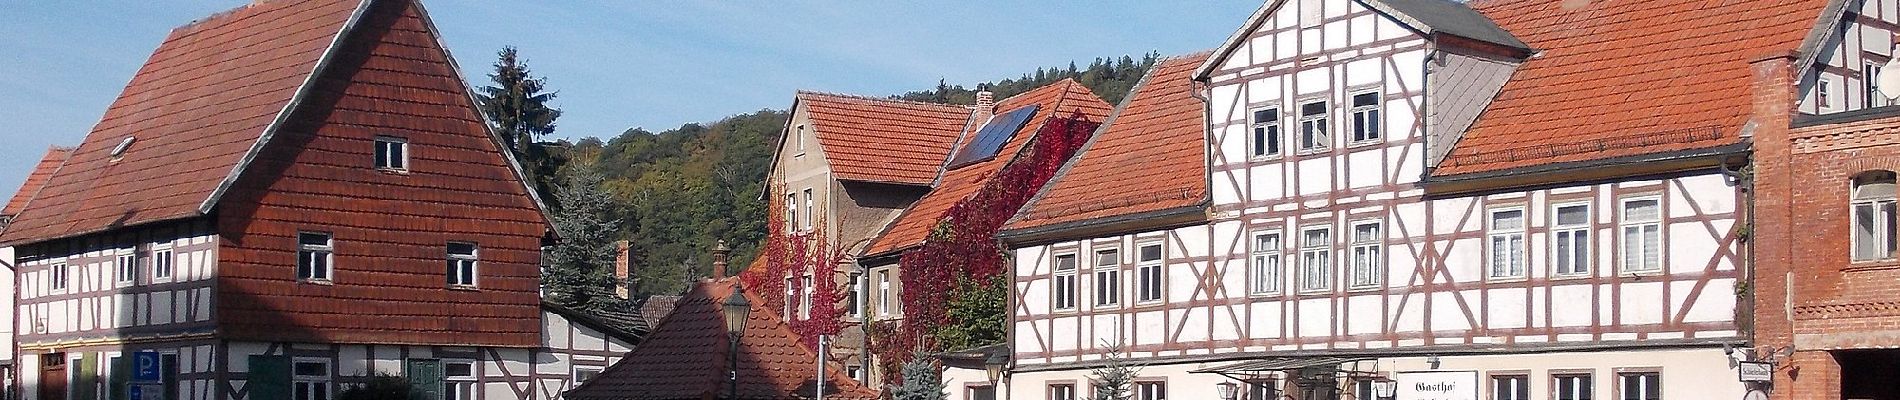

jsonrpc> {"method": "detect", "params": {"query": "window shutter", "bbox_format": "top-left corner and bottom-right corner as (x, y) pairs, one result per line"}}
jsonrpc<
(76, 353), (99, 400)
(109, 356), (130, 400)
(247, 355), (291, 400)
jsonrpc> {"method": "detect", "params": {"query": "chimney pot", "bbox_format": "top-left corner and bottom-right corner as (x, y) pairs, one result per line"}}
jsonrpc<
(974, 91), (996, 121)
(712, 240), (731, 278)
(614, 240), (633, 299)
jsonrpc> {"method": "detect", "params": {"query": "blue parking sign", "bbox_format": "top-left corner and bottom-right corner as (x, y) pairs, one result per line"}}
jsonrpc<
(132, 351), (162, 382)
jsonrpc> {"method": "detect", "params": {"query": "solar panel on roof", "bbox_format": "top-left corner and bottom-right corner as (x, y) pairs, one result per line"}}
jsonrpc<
(946, 105), (1040, 169)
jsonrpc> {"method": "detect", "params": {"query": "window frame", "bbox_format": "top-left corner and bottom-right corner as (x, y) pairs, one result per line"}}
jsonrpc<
(1296, 99), (1332, 154)
(783, 275), (796, 321)
(1489, 374), (1530, 400)
(1048, 383), (1076, 400)
(1250, 230), (1284, 296)
(1551, 203), (1592, 278)
(152, 246), (176, 283)
(1348, 90), (1383, 145)
(1348, 220), (1382, 290)
(297, 232), (335, 283)
(292, 358), (333, 400)
(574, 366), (604, 385)
(1250, 106), (1283, 160)
(1093, 248), (1121, 308)
(115, 250), (138, 287)
(785, 192), (798, 229)
(373, 136), (409, 172)
(1819, 77), (1834, 110)
(49, 263), (69, 293)
(1298, 225), (1333, 294)
(1052, 253), (1079, 311)
(1487, 207), (1528, 280)
(845, 272), (863, 319)
(1135, 380), (1168, 400)
(1135, 243), (1166, 304)
(1551, 372), (1594, 400)
(1866, 61), (1885, 109)
(444, 359), (477, 400)
(800, 272), (815, 319)
(446, 242), (479, 289)
(1616, 370), (1661, 400)
(1851, 171), (1898, 261)
(1619, 197), (1665, 274)
(802, 188), (815, 231)
(877, 268), (894, 317)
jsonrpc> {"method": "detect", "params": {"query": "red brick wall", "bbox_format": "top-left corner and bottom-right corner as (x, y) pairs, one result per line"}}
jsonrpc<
(1755, 51), (1900, 399)
(214, 0), (546, 347)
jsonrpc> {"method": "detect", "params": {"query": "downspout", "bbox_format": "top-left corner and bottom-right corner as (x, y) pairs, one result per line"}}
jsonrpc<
(1721, 156), (1756, 340)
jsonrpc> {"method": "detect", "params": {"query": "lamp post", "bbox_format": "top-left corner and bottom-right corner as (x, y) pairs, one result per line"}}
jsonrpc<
(984, 352), (1008, 384)
(723, 284), (752, 400)
(1216, 382), (1238, 400)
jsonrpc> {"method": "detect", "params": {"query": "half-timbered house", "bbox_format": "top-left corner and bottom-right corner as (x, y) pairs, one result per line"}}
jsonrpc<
(995, 1), (1848, 399)
(0, 147), (71, 399)
(0, 1), (639, 399)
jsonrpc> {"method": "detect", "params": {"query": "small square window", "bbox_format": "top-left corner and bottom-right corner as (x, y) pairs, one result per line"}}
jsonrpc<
(298, 232), (334, 282)
(374, 137), (408, 171)
(447, 242), (478, 288)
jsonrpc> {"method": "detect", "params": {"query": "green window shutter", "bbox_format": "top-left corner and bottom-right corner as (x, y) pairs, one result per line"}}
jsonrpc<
(108, 356), (129, 400)
(406, 359), (443, 400)
(76, 353), (98, 400)
(247, 355), (291, 400)
(161, 354), (180, 400)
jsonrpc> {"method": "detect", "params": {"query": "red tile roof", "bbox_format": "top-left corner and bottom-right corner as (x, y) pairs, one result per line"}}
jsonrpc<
(1004, 54), (1211, 234)
(799, 92), (974, 186)
(1434, 0), (1831, 176)
(863, 80), (1114, 256)
(3, 147), (73, 219)
(566, 278), (877, 400)
(0, 0), (367, 245)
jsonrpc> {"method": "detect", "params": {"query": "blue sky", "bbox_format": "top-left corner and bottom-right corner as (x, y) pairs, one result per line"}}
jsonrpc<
(0, 1), (1254, 196)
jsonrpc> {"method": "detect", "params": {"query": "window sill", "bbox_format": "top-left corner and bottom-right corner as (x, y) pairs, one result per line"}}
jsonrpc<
(1295, 148), (1331, 157)
(1346, 139), (1384, 149)
(1295, 288), (1333, 296)
(1549, 272), (1592, 281)
(1248, 291), (1282, 299)
(1346, 284), (1382, 293)
(1486, 275), (1529, 283)
(376, 167), (410, 175)
(1248, 154), (1284, 163)
(1133, 300), (1166, 308)
(298, 278), (335, 286)
(448, 285), (480, 292)
(1845, 259), (1900, 272)
(152, 277), (176, 285)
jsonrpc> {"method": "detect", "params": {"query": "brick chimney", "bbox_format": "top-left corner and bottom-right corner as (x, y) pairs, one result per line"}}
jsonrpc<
(973, 90), (996, 121)
(614, 240), (633, 298)
(711, 240), (731, 278)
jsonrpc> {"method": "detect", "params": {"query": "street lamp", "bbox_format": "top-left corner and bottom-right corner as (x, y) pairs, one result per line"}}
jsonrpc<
(723, 284), (751, 400)
(984, 352), (1008, 384)
(1216, 382), (1238, 400)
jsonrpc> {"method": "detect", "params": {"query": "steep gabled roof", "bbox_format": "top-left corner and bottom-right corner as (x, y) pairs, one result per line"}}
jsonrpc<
(3, 147), (73, 220)
(1195, 0), (1525, 80)
(1431, 0), (1832, 177)
(1002, 54), (1212, 240)
(862, 80), (1113, 257)
(0, 0), (550, 246)
(798, 92), (974, 186)
(565, 278), (876, 400)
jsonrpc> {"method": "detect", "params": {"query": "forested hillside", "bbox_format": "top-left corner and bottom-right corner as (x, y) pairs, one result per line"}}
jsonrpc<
(578, 55), (1161, 297)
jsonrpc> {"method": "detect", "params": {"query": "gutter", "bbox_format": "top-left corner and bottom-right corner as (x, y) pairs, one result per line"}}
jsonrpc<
(1422, 142), (1751, 197)
(1012, 337), (1745, 373)
(996, 204), (1208, 248)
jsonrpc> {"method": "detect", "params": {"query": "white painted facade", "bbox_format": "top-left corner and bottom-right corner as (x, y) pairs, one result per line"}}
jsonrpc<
(1002, 1), (1749, 400)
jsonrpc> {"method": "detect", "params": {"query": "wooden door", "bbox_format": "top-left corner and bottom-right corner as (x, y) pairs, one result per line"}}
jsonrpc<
(405, 359), (442, 400)
(39, 353), (66, 400)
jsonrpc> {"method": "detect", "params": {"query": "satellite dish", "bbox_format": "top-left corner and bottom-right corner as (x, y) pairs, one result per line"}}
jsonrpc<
(1877, 58), (1900, 100)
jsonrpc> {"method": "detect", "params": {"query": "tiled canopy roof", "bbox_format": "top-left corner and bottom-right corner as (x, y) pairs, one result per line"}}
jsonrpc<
(1004, 54), (1212, 234)
(3, 147), (73, 219)
(565, 278), (876, 400)
(799, 92), (973, 186)
(1434, 0), (1831, 176)
(0, 0), (367, 245)
(863, 79), (1113, 256)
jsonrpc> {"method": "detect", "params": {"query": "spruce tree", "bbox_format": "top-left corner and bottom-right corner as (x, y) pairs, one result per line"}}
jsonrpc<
(476, 47), (564, 203)
(543, 161), (626, 312)
(890, 351), (948, 400)
(1089, 344), (1140, 400)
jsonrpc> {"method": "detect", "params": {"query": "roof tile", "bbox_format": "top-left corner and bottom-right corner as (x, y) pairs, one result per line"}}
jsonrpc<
(2, 147), (74, 219)
(800, 92), (973, 186)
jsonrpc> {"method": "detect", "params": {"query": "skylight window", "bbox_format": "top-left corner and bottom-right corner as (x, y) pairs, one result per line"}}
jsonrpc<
(109, 137), (136, 160)
(946, 105), (1040, 169)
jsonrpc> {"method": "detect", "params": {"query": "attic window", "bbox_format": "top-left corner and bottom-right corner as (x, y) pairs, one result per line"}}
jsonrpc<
(374, 136), (408, 171)
(109, 137), (136, 160)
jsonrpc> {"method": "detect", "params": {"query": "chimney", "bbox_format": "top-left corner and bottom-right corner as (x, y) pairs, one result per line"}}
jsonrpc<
(973, 90), (995, 121)
(614, 240), (633, 298)
(711, 240), (731, 278)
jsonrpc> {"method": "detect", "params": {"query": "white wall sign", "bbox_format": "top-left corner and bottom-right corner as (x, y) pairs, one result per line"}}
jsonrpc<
(1396, 371), (1478, 400)
(1738, 361), (1773, 382)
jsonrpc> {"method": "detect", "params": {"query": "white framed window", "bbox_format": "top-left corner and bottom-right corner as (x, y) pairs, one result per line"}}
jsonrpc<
(1349, 91), (1382, 144)
(152, 247), (176, 283)
(298, 232), (334, 282)
(1297, 100), (1330, 153)
(1251, 231), (1283, 296)
(846, 273), (863, 319)
(802, 188), (815, 231)
(800, 272), (814, 319)
(293, 358), (332, 400)
(877, 269), (894, 316)
(1852, 171), (1897, 261)
(1552, 204), (1591, 276)
(1491, 375), (1529, 400)
(845, 366), (863, 382)
(49, 263), (69, 293)
(1349, 221), (1381, 288)
(785, 193), (798, 229)
(1299, 226), (1333, 293)
(1136, 381), (1167, 400)
(1618, 372), (1660, 400)
(1866, 62), (1885, 109)
(1052, 254), (1078, 311)
(1049, 384), (1076, 400)
(447, 242), (478, 288)
(1819, 77), (1834, 109)
(795, 125), (807, 153)
(1251, 107), (1281, 159)
(1136, 243), (1165, 303)
(1093, 249), (1120, 307)
(445, 360), (476, 400)
(575, 366), (603, 384)
(1488, 209), (1527, 279)
(1553, 374), (1592, 400)
(115, 251), (138, 286)
(374, 136), (408, 171)
(1620, 198), (1663, 273)
(783, 275), (796, 321)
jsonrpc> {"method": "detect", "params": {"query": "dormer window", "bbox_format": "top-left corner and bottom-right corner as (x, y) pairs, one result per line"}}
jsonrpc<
(374, 136), (408, 171)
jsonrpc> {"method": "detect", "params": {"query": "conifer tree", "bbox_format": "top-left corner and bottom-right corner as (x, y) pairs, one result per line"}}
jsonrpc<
(477, 47), (565, 204)
(543, 161), (626, 312)
(890, 351), (948, 400)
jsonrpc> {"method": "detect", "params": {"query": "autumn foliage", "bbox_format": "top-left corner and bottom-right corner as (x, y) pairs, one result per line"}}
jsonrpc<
(743, 182), (849, 351)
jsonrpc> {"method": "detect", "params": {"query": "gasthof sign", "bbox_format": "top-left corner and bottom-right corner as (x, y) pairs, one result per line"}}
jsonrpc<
(1738, 361), (1773, 382)
(1396, 371), (1478, 400)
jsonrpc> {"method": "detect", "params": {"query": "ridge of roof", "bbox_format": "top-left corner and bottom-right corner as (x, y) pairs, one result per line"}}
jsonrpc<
(2, 147), (75, 221)
(1195, 0), (1525, 81)
(795, 90), (976, 186)
(796, 90), (975, 111)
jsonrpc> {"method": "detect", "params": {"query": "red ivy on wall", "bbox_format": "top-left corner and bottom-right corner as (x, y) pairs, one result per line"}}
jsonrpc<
(871, 112), (1100, 385)
(742, 181), (849, 351)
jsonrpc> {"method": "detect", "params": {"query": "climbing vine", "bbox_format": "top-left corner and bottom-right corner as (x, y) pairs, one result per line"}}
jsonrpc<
(741, 179), (849, 350)
(870, 112), (1100, 385)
